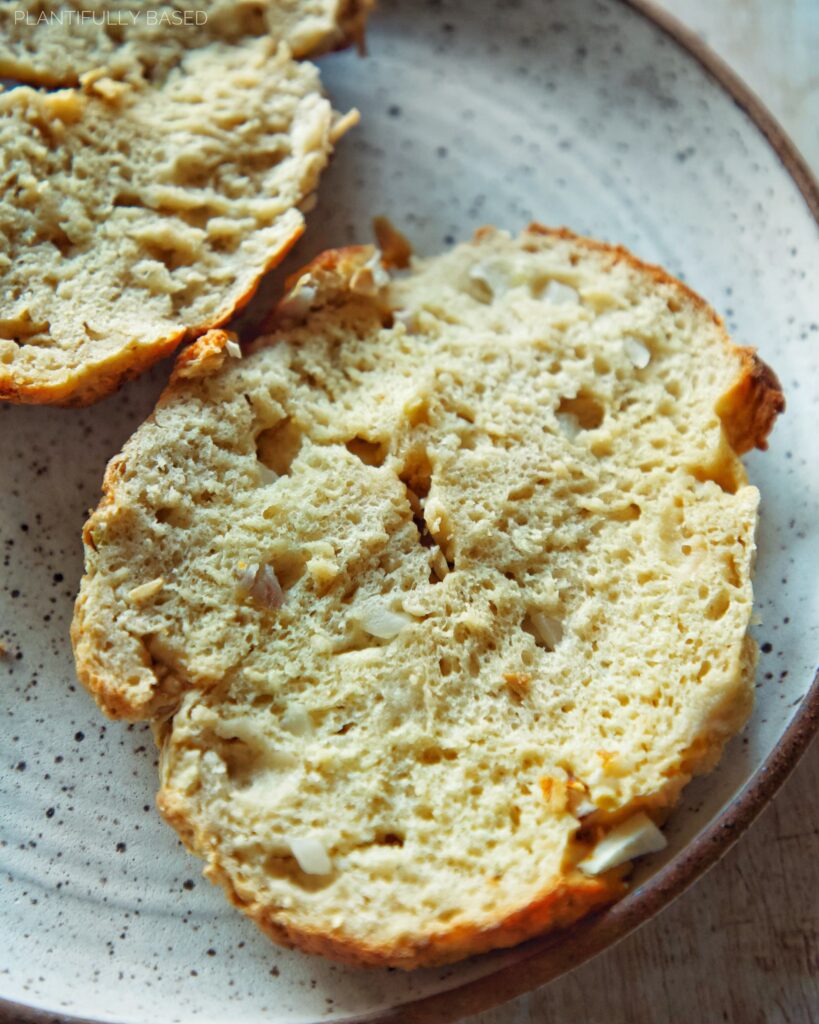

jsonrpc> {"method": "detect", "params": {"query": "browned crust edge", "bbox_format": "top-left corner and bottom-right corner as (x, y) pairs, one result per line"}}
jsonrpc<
(157, 787), (623, 971)
(0, 221), (306, 407)
(283, 242), (374, 290)
(0, 0), (372, 408)
(69, 329), (240, 722)
(71, 223), (780, 970)
(520, 223), (785, 454)
(324, 0), (377, 57)
(241, 873), (621, 971)
(714, 348), (786, 455)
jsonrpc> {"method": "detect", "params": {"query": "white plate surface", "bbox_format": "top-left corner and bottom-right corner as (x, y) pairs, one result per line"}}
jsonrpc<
(1, 1), (818, 1022)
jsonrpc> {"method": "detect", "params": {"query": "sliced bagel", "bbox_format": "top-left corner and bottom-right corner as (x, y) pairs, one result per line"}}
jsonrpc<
(0, 0), (372, 86)
(72, 226), (783, 966)
(0, 36), (355, 404)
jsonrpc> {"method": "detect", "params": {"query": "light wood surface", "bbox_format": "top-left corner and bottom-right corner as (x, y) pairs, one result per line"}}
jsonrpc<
(465, 3), (819, 1022)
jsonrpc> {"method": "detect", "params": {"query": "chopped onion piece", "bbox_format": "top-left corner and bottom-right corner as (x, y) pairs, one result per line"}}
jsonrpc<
(572, 796), (598, 818)
(236, 563), (285, 609)
(469, 260), (509, 297)
(530, 612), (563, 650)
(556, 413), (581, 441)
(623, 336), (651, 368)
(235, 563), (259, 592)
(544, 280), (580, 305)
(282, 704), (312, 736)
(257, 462), (278, 486)
(355, 600), (412, 639)
(278, 276), (317, 318)
(251, 564), (285, 608)
(127, 576), (165, 604)
(288, 836), (332, 875)
(393, 307), (418, 331)
(579, 812), (667, 875)
(350, 253), (390, 296)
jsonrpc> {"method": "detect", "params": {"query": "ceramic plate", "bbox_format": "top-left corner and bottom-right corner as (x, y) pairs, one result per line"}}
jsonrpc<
(1, 1), (817, 1022)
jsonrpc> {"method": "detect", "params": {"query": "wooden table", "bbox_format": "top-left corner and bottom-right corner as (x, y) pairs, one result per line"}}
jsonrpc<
(465, 4), (819, 1022)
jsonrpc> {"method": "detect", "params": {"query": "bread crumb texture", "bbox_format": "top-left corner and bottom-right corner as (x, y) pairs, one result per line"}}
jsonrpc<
(72, 226), (782, 967)
(0, 5), (365, 406)
(0, 0), (373, 85)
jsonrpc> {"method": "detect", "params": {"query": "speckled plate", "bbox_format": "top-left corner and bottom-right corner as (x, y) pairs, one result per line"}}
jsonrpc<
(2, 2), (818, 1022)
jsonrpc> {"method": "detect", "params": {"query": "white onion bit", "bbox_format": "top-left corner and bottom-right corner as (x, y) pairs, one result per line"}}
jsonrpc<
(530, 612), (563, 650)
(355, 600), (411, 639)
(236, 563), (285, 609)
(556, 413), (581, 441)
(392, 307), (418, 331)
(350, 253), (390, 296)
(282, 704), (312, 736)
(288, 836), (332, 875)
(257, 462), (278, 486)
(469, 260), (509, 297)
(544, 280), (580, 305)
(579, 813), (667, 875)
(278, 277), (317, 318)
(624, 336), (651, 368)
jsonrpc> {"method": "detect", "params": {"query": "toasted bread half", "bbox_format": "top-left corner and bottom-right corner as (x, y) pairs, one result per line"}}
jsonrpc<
(0, 4), (366, 405)
(72, 226), (783, 967)
(0, 0), (373, 85)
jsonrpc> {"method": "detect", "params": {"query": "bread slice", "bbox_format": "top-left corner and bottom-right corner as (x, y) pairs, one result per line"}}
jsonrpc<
(0, 36), (355, 405)
(0, 1), (372, 86)
(71, 226), (783, 967)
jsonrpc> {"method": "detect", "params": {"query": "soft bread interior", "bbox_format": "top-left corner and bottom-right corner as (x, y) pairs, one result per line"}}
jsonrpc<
(0, 38), (344, 403)
(72, 227), (782, 966)
(0, 0), (372, 85)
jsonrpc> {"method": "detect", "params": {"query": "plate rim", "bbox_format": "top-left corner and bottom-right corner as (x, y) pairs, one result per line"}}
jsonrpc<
(2, 1), (818, 1022)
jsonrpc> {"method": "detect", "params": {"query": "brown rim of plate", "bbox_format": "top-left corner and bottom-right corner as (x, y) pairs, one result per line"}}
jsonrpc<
(2, 2), (818, 1023)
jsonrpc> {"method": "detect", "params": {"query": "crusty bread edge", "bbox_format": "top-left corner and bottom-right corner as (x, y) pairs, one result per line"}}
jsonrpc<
(0, 220), (306, 407)
(156, 780), (623, 970)
(0, 0), (376, 86)
(266, 224), (784, 457)
(71, 224), (780, 966)
(72, 224), (782, 723)
(521, 224), (785, 453)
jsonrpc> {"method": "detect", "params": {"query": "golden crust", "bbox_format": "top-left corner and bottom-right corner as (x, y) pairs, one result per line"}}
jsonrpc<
(171, 328), (236, 383)
(72, 223), (779, 970)
(331, 0), (376, 56)
(0, 221), (304, 407)
(157, 785), (622, 970)
(282, 243), (374, 292)
(373, 215), (413, 269)
(248, 873), (620, 969)
(0, 327), (186, 408)
(715, 348), (785, 455)
(522, 224), (785, 454)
